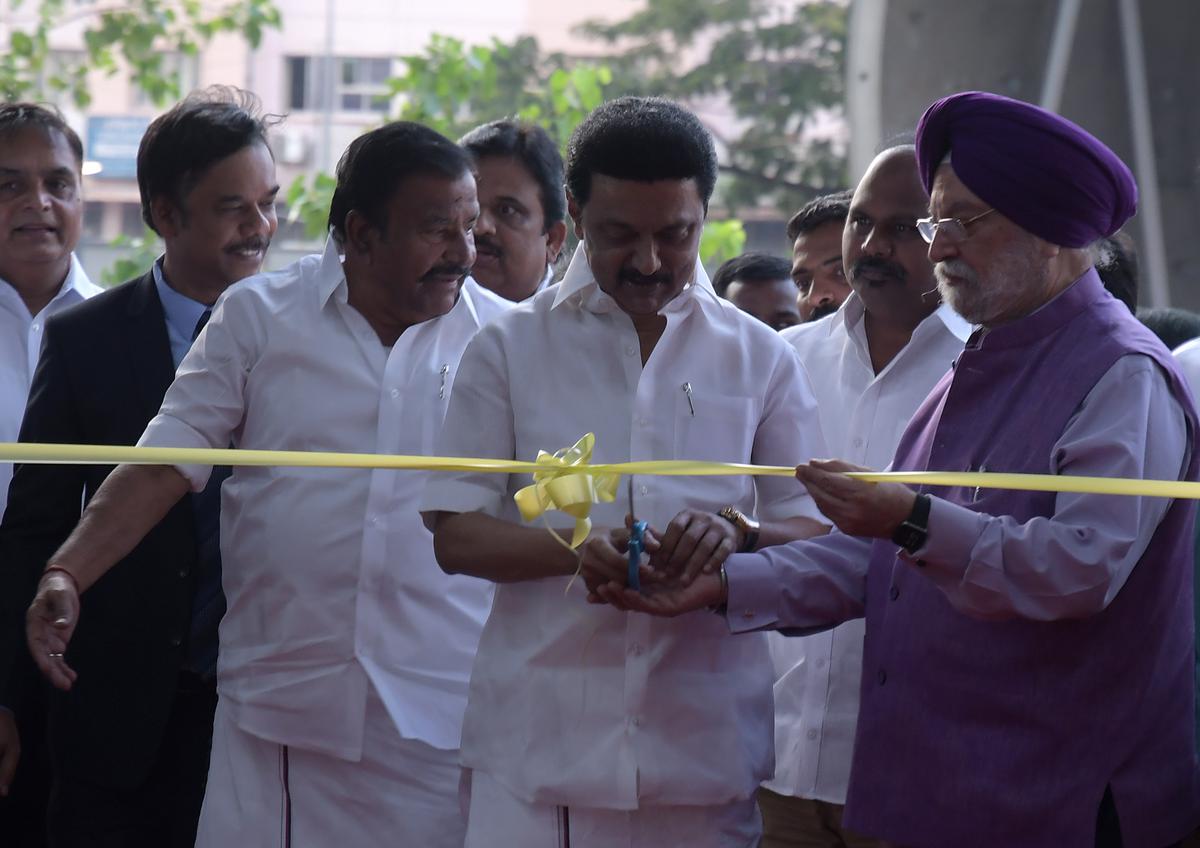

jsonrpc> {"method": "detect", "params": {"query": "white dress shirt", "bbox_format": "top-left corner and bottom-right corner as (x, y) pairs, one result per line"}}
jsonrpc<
(139, 239), (511, 759)
(421, 244), (827, 810)
(766, 294), (970, 802)
(1173, 337), (1200, 402)
(0, 255), (100, 519)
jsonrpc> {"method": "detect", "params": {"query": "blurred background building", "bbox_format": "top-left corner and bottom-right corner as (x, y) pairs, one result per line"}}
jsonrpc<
(0, 0), (1192, 306)
(847, 0), (1198, 308)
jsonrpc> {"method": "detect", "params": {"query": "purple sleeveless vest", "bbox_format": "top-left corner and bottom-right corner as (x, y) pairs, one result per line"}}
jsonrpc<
(842, 270), (1200, 847)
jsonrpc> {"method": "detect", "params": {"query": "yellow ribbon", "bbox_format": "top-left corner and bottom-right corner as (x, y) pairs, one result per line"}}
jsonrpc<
(3, 442), (1200, 503)
(512, 433), (619, 549)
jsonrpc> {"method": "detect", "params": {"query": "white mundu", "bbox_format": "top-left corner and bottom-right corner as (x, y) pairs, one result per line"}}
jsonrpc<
(422, 245), (829, 845)
(139, 238), (511, 845)
(768, 292), (969, 803)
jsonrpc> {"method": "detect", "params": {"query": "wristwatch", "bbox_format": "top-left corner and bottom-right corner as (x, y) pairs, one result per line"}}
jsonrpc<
(891, 493), (932, 554)
(718, 506), (760, 553)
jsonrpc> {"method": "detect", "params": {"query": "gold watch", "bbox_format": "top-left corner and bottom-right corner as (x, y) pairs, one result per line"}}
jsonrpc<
(717, 506), (760, 553)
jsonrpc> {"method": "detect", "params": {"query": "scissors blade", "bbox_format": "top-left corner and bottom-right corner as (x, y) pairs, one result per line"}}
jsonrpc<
(626, 474), (645, 593)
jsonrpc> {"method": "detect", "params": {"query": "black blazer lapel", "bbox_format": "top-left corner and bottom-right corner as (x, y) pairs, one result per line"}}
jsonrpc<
(123, 272), (178, 423)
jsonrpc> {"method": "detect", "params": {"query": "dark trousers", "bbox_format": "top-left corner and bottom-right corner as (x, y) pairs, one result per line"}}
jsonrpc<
(0, 688), (51, 848)
(47, 672), (217, 848)
(1094, 785), (1185, 848)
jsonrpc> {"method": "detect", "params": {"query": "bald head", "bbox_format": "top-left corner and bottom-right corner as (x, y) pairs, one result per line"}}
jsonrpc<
(842, 145), (938, 328)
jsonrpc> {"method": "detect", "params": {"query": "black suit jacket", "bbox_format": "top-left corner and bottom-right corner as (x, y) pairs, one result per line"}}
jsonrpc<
(0, 272), (202, 789)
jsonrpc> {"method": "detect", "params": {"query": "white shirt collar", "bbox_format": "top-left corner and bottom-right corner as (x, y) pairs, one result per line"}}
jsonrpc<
(61, 254), (100, 300)
(831, 290), (972, 344)
(315, 236), (349, 306)
(551, 242), (717, 315)
(0, 253), (100, 320)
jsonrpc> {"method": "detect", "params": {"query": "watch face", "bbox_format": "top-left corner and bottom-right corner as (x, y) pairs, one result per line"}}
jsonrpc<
(894, 523), (925, 553)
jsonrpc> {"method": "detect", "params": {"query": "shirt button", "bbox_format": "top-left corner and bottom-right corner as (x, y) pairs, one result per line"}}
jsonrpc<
(178, 568), (190, 578)
(806, 729), (818, 741)
(631, 716), (643, 727)
(390, 388), (400, 399)
(625, 345), (636, 356)
(637, 417), (649, 427)
(852, 437), (864, 448)
(889, 585), (900, 601)
(639, 485), (648, 496)
(369, 514), (381, 527)
(31, 324), (41, 332)
(170, 636), (182, 648)
(877, 669), (887, 685)
(630, 643), (643, 656)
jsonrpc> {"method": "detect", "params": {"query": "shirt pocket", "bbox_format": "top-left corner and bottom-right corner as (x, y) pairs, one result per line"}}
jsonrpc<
(673, 391), (757, 506)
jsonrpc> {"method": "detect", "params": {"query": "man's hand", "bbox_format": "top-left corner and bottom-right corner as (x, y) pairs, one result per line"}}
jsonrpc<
(581, 523), (661, 603)
(0, 708), (19, 797)
(597, 569), (725, 618)
(26, 571), (80, 691)
(796, 460), (917, 539)
(651, 509), (739, 584)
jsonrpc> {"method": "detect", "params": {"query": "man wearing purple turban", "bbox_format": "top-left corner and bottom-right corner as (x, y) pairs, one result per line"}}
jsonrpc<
(606, 92), (1200, 847)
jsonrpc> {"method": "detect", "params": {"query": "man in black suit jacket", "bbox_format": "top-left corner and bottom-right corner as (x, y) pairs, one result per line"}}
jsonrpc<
(0, 86), (279, 847)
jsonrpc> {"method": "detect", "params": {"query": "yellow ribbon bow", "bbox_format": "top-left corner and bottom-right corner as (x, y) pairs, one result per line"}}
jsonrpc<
(513, 433), (620, 548)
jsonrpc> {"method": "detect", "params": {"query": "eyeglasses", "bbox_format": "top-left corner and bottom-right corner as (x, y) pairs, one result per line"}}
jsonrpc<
(916, 208), (996, 245)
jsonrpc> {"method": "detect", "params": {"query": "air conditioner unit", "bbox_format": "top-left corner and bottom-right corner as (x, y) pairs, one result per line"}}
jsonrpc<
(277, 129), (310, 165)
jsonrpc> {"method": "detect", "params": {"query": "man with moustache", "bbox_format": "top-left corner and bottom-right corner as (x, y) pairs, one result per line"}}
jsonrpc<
(24, 121), (509, 846)
(423, 96), (828, 846)
(759, 146), (969, 848)
(0, 102), (100, 847)
(0, 89), (275, 847)
(460, 120), (567, 301)
(712, 252), (802, 332)
(782, 190), (853, 326)
(612, 92), (1199, 847)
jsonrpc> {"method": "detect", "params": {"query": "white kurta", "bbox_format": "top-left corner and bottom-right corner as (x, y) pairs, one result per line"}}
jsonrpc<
(139, 238), (511, 841)
(422, 245), (828, 821)
(766, 294), (969, 803)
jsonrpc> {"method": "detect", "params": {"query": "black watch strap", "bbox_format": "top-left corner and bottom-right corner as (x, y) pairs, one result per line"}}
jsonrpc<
(891, 493), (931, 554)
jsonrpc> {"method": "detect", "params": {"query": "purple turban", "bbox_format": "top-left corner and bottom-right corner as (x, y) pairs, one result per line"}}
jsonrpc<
(914, 91), (1137, 248)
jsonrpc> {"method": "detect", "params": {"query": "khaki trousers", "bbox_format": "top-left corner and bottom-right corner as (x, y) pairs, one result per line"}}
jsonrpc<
(758, 787), (882, 848)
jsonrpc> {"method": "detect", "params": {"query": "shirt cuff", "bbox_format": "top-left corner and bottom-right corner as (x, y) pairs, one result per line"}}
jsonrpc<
(137, 414), (213, 492)
(419, 477), (506, 518)
(724, 551), (781, 634)
(899, 496), (988, 583)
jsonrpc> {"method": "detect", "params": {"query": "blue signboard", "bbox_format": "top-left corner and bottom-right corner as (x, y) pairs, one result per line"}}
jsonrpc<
(86, 116), (150, 179)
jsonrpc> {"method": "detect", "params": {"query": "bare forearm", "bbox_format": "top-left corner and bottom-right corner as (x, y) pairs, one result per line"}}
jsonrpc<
(430, 511), (583, 583)
(47, 464), (191, 592)
(754, 515), (829, 550)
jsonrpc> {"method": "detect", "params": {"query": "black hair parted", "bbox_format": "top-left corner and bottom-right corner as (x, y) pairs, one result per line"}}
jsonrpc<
(0, 102), (83, 166)
(137, 86), (278, 235)
(460, 119), (565, 231)
(328, 121), (473, 244)
(786, 189), (853, 242)
(565, 96), (718, 210)
(711, 252), (794, 298)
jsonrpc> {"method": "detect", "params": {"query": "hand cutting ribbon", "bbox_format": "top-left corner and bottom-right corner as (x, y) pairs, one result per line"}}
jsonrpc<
(512, 433), (620, 549)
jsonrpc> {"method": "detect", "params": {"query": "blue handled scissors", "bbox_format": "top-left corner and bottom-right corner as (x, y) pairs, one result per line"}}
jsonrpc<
(627, 476), (648, 593)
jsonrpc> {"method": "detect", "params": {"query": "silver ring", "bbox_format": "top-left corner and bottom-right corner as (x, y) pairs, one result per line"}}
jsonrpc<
(47, 652), (63, 659)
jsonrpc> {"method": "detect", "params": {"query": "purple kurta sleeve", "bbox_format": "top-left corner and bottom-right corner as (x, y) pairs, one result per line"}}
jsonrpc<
(907, 353), (1191, 621)
(725, 529), (871, 635)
